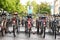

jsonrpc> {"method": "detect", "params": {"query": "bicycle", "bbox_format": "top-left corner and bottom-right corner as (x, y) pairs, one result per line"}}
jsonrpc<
(27, 18), (32, 37)
(40, 17), (46, 38)
(43, 21), (46, 38)
(12, 19), (17, 37)
(13, 24), (16, 37)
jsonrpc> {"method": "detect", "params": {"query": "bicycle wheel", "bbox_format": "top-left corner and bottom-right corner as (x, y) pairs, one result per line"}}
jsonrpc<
(29, 29), (30, 37)
(1, 28), (5, 36)
(55, 26), (56, 39)
(13, 25), (16, 37)
(43, 27), (45, 38)
(1, 29), (4, 36)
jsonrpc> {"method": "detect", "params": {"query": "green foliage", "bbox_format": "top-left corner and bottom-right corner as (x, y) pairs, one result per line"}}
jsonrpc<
(39, 2), (51, 14)
(31, 1), (38, 14)
(26, 1), (30, 6)
(0, 0), (20, 13)
(31, 1), (51, 14)
(0, 0), (51, 16)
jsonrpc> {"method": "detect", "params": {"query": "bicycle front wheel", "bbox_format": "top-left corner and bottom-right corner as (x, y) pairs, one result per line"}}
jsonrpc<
(28, 28), (31, 37)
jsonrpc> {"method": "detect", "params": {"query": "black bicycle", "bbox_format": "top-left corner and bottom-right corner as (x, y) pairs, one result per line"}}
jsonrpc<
(13, 25), (16, 37)
(53, 20), (57, 39)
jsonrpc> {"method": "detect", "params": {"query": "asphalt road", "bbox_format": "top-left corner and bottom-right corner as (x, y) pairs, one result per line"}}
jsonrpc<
(0, 27), (60, 40)
(0, 33), (60, 40)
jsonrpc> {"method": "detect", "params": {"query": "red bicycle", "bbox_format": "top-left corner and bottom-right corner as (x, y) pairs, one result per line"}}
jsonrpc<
(27, 18), (32, 37)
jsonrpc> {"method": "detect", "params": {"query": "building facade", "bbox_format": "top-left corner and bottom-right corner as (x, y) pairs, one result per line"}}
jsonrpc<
(54, 0), (60, 14)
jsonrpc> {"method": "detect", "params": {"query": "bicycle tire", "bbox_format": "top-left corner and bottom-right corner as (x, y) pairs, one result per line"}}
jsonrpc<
(13, 25), (16, 37)
(1, 29), (5, 36)
(55, 27), (56, 39)
(29, 29), (30, 37)
(43, 27), (45, 38)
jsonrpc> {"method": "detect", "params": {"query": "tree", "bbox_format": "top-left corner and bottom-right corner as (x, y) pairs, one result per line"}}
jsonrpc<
(19, 4), (27, 16)
(31, 1), (38, 14)
(26, 1), (30, 6)
(0, 0), (20, 13)
(39, 2), (51, 14)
